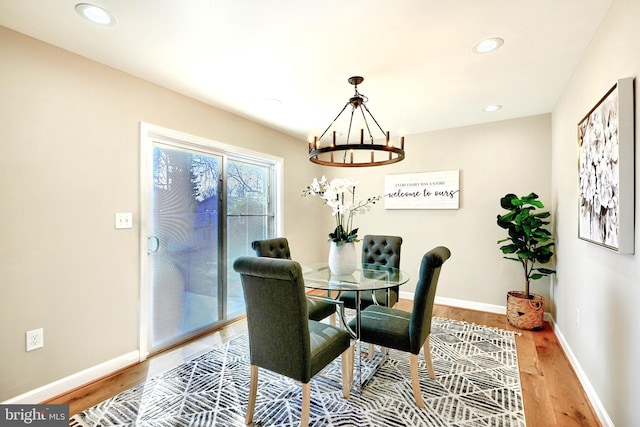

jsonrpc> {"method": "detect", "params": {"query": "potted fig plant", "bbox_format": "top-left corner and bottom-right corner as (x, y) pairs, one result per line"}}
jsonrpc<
(497, 193), (555, 330)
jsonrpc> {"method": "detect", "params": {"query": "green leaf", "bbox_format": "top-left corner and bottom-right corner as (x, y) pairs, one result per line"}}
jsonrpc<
(497, 215), (511, 229)
(500, 194), (518, 209)
(533, 211), (551, 219)
(499, 243), (519, 254)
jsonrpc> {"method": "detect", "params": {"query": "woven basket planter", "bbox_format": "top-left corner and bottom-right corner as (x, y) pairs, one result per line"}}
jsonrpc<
(506, 291), (544, 330)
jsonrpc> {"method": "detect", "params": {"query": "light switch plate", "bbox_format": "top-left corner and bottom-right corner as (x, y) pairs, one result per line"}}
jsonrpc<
(115, 212), (133, 229)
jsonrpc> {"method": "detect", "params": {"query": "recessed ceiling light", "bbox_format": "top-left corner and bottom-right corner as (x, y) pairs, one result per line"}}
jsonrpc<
(75, 3), (116, 26)
(483, 104), (502, 112)
(264, 98), (282, 104)
(473, 37), (504, 54)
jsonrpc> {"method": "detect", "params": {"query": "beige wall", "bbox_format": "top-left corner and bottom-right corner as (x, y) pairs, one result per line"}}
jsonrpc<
(551, 0), (639, 425)
(0, 26), (326, 401)
(319, 115), (552, 308)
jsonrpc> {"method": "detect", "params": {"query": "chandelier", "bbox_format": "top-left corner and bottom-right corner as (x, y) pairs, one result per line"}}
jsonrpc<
(308, 76), (405, 167)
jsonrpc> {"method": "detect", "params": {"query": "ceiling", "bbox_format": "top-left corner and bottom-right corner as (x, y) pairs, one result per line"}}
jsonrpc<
(0, 0), (612, 142)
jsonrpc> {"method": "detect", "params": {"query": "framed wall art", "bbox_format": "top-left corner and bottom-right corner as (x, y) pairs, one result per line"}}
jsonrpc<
(577, 77), (635, 253)
(384, 170), (460, 209)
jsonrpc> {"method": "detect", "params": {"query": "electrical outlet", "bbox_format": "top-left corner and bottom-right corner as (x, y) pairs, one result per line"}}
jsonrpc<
(115, 212), (133, 229)
(26, 328), (44, 351)
(576, 309), (580, 328)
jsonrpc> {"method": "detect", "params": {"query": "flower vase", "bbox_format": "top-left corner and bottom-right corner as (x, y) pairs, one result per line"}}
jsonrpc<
(328, 241), (357, 276)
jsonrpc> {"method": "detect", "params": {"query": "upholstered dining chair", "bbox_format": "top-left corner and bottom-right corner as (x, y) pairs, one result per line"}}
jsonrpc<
(233, 256), (354, 427)
(348, 246), (451, 408)
(338, 235), (403, 310)
(251, 238), (336, 323)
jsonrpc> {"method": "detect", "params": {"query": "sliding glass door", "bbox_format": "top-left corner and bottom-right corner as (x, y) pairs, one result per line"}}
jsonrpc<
(148, 145), (222, 350)
(141, 124), (279, 354)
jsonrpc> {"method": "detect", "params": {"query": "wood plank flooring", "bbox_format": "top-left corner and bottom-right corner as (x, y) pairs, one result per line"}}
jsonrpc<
(426, 303), (601, 427)
(48, 303), (601, 426)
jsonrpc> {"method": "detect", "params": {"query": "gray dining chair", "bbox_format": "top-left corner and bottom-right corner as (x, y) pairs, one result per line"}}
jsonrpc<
(251, 238), (336, 323)
(338, 235), (403, 309)
(348, 246), (451, 408)
(233, 256), (353, 427)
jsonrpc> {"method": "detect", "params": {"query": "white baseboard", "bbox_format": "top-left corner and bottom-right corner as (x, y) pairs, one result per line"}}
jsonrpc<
(402, 292), (506, 314)
(549, 319), (614, 427)
(402, 293), (556, 322)
(434, 295), (506, 315)
(401, 292), (506, 315)
(3, 350), (140, 404)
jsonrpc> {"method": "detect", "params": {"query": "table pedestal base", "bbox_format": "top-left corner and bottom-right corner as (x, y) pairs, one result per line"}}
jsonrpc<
(352, 341), (388, 390)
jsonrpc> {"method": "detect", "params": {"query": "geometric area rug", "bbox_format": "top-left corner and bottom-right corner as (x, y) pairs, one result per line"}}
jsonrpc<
(70, 317), (525, 426)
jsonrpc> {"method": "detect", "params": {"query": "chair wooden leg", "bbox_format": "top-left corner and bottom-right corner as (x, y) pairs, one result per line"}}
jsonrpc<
(366, 344), (387, 358)
(341, 345), (353, 398)
(424, 335), (436, 380)
(410, 354), (425, 408)
(301, 382), (310, 427)
(246, 365), (258, 424)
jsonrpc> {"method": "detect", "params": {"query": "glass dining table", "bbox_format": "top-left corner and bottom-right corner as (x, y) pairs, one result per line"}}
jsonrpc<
(302, 263), (410, 387)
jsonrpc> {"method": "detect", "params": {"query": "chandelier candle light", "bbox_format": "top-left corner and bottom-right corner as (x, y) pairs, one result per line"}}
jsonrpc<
(302, 176), (381, 275)
(308, 76), (405, 167)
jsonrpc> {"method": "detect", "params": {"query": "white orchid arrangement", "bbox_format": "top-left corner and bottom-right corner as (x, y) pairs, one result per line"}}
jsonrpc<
(302, 176), (381, 245)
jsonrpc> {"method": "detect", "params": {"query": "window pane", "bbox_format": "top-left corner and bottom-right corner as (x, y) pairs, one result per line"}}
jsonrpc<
(150, 146), (221, 349)
(226, 159), (273, 318)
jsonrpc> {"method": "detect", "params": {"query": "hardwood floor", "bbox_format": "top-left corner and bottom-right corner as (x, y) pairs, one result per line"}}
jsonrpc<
(49, 303), (601, 426)
(426, 303), (601, 427)
(46, 319), (249, 417)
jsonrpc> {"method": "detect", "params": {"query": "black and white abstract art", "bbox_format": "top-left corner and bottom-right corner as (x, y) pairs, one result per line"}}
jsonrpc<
(578, 77), (635, 253)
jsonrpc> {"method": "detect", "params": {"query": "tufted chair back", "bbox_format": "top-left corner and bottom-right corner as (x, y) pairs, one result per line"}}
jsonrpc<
(250, 237), (335, 323)
(361, 235), (402, 269)
(251, 238), (291, 260)
(338, 235), (403, 310)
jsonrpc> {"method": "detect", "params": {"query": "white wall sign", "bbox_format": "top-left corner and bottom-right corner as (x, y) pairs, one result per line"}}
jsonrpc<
(384, 170), (460, 209)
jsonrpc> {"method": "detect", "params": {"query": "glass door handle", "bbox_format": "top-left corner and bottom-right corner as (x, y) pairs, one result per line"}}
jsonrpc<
(148, 236), (160, 254)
